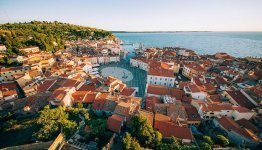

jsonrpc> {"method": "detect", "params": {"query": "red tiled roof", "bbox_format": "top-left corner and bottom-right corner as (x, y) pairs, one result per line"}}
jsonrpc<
(1, 82), (17, 91)
(178, 82), (191, 89)
(37, 79), (56, 92)
(2, 90), (17, 97)
(233, 106), (252, 113)
(236, 119), (261, 134)
(48, 87), (68, 102)
(203, 83), (216, 92)
(62, 79), (79, 88)
(120, 87), (135, 96)
(227, 90), (256, 109)
(188, 84), (201, 93)
(77, 83), (96, 91)
(83, 92), (97, 103)
(154, 114), (193, 140)
(93, 93), (109, 110)
(114, 102), (133, 117)
(215, 76), (228, 85)
(217, 116), (260, 142)
(201, 103), (233, 112)
(145, 96), (161, 112)
(147, 84), (169, 95)
(72, 91), (88, 102)
(107, 114), (125, 133)
(184, 105), (201, 122)
(185, 63), (205, 72)
(169, 88), (184, 100)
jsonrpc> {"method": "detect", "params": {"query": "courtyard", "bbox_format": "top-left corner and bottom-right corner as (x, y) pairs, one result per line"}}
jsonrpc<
(99, 61), (147, 97)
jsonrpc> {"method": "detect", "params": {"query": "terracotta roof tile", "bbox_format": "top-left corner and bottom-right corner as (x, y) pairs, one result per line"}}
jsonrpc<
(107, 114), (125, 133)
(227, 90), (256, 109)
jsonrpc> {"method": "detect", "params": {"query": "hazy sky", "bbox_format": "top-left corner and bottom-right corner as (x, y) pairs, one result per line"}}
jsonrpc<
(0, 0), (262, 31)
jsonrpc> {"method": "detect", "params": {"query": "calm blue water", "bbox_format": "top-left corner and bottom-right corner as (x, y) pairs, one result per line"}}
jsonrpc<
(114, 32), (262, 57)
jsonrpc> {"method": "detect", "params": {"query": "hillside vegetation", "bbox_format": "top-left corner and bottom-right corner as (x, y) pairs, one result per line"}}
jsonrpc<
(0, 21), (115, 52)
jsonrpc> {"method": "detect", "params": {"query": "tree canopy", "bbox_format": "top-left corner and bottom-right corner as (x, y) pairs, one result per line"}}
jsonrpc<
(203, 135), (214, 145)
(122, 133), (141, 150)
(0, 21), (115, 52)
(130, 115), (162, 148)
(200, 142), (212, 150)
(157, 136), (180, 150)
(215, 135), (230, 147)
(33, 105), (89, 141)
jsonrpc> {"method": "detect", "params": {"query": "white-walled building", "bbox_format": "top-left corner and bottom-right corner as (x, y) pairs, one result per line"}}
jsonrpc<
(191, 100), (255, 120)
(0, 66), (30, 81)
(49, 87), (76, 107)
(183, 84), (207, 100)
(19, 46), (39, 53)
(182, 63), (205, 79)
(130, 57), (149, 71)
(131, 57), (176, 87)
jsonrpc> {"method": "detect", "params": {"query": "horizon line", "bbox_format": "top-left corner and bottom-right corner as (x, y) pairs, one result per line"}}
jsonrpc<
(1, 20), (262, 32)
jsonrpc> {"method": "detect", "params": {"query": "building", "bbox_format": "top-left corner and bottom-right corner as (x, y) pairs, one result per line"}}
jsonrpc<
(130, 56), (149, 71)
(182, 63), (205, 79)
(191, 76), (216, 94)
(213, 116), (260, 148)
(191, 100), (255, 120)
(182, 83), (207, 100)
(154, 113), (194, 143)
(0, 82), (18, 103)
(107, 114), (125, 133)
(184, 105), (201, 126)
(18, 46), (40, 54)
(49, 87), (76, 106)
(215, 52), (233, 60)
(147, 62), (176, 87)
(224, 90), (257, 110)
(145, 84), (184, 100)
(0, 66), (30, 82)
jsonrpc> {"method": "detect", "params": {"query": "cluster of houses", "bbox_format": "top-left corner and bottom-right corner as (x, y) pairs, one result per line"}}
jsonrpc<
(0, 38), (121, 109)
(0, 41), (262, 148)
(129, 48), (262, 148)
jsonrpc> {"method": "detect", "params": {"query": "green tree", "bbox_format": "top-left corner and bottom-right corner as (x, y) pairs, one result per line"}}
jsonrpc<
(180, 145), (198, 150)
(122, 133), (141, 150)
(0, 21), (115, 53)
(34, 105), (86, 141)
(200, 142), (212, 150)
(0, 57), (5, 64)
(158, 136), (180, 150)
(203, 135), (214, 145)
(215, 135), (230, 147)
(61, 119), (77, 139)
(131, 115), (162, 148)
(7, 59), (14, 65)
(88, 118), (107, 137)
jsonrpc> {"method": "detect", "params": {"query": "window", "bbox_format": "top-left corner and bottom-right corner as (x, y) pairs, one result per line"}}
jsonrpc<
(164, 83), (166, 85)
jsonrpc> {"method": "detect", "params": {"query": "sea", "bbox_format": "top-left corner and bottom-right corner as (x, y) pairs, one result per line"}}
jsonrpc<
(114, 32), (262, 58)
